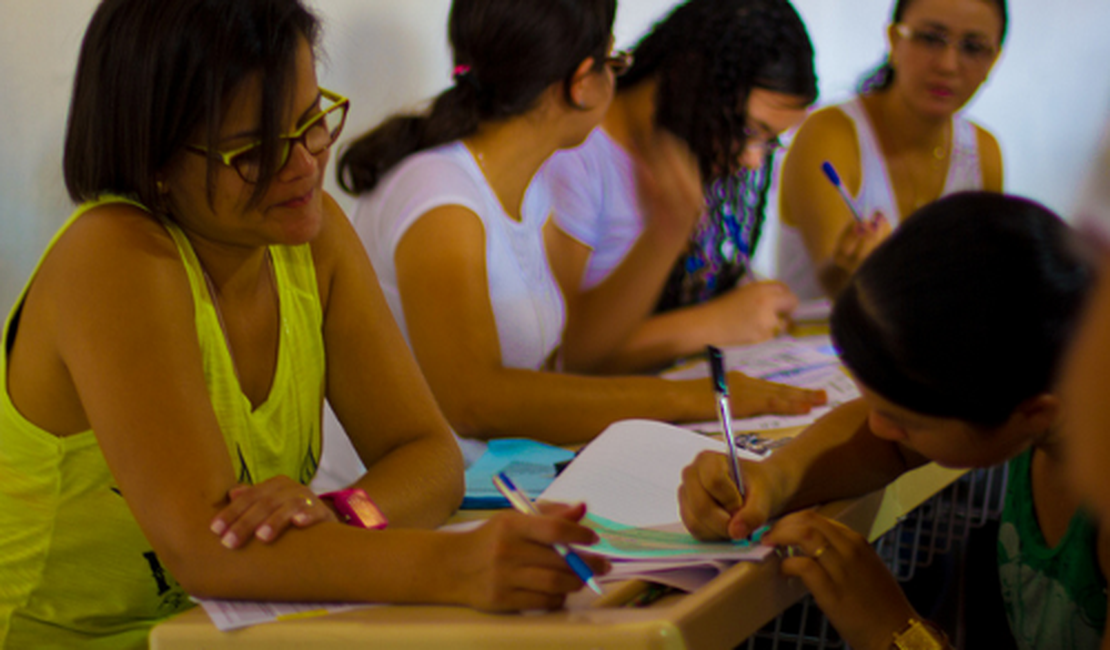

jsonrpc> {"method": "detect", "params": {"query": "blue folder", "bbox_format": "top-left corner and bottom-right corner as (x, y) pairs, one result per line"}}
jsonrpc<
(461, 439), (576, 509)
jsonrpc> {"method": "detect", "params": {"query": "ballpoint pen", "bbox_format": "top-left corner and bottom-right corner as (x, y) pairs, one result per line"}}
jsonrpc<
(492, 472), (604, 595)
(821, 161), (865, 224)
(706, 345), (746, 498)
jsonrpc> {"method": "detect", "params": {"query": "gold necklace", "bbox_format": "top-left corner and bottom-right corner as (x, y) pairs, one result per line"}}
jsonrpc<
(896, 121), (951, 212)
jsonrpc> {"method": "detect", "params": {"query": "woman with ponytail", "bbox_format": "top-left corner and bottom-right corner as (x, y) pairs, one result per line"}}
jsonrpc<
(334, 0), (825, 450)
(776, 0), (1006, 299)
(544, 0), (819, 375)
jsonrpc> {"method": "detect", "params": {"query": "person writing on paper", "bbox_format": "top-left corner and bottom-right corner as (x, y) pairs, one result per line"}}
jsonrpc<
(544, 0), (819, 375)
(776, 0), (1005, 299)
(335, 0), (826, 448)
(679, 193), (1109, 649)
(0, 1), (609, 646)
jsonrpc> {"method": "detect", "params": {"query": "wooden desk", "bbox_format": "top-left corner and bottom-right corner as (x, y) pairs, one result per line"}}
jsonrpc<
(149, 462), (963, 650)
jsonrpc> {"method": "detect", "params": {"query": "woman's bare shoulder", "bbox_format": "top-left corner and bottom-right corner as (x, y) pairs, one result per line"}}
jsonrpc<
(53, 202), (179, 267)
(792, 103), (859, 149)
(36, 202), (190, 321)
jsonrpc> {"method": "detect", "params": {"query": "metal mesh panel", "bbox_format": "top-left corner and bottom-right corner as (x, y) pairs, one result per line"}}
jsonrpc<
(739, 464), (1008, 649)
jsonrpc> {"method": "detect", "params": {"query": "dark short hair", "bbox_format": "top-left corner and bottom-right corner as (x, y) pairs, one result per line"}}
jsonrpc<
(619, 0), (818, 182)
(64, 0), (321, 211)
(831, 192), (1091, 427)
(337, 0), (617, 196)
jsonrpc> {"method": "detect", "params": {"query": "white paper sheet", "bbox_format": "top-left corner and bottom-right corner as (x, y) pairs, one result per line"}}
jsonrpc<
(541, 419), (760, 528)
(538, 420), (773, 591)
(193, 597), (378, 632)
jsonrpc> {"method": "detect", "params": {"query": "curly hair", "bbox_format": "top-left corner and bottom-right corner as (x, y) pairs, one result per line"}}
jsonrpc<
(619, 0), (817, 183)
(338, 0), (616, 195)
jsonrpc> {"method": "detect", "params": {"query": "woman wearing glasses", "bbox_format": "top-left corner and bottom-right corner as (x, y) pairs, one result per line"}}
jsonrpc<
(544, 0), (821, 375)
(777, 0), (1006, 299)
(335, 0), (824, 449)
(0, 1), (612, 646)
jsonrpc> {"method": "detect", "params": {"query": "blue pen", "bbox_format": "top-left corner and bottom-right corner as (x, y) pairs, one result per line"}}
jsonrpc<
(707, 345), (746, 498)
(820, 161), (865, 224)
(492, 472), (603, 595)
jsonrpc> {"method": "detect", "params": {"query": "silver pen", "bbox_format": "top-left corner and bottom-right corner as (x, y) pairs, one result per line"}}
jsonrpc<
(707, 345), (745, 497)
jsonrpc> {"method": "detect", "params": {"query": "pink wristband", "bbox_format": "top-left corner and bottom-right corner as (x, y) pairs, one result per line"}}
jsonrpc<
(319, 488), (388, 530)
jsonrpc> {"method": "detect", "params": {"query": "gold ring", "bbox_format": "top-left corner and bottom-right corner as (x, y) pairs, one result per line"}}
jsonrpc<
(811, 545), (829, 560)
(303, 497), (314, 508)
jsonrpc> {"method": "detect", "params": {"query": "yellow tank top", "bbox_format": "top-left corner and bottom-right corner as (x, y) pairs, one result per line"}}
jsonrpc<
(0, 196), (326, 649)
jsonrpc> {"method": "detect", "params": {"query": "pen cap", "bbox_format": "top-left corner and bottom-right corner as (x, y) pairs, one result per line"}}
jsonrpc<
(821, 161), (841, 187)
(706, 345), (729, 395)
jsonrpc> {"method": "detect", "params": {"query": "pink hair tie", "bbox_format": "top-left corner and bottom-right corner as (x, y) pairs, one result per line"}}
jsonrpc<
(452, 64), (472, 78)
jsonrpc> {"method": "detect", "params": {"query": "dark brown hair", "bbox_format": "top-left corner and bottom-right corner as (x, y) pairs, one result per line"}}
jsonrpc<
(337, 0), (616, 196)
(64, 0), (321, 211)
(832, 192), (1090, 427)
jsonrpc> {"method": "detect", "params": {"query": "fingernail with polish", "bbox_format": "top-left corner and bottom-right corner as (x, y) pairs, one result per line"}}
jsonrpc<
(210, 519), (226, 536)
(220, 532), (239, 549)
(256, 525), (273, 541)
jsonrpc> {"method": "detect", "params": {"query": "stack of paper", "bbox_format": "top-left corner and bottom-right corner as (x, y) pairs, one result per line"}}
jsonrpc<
(540, 419), (774, 592)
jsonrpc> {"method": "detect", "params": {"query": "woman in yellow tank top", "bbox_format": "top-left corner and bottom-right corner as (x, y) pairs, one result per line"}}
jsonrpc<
(0, 1), (608, 647)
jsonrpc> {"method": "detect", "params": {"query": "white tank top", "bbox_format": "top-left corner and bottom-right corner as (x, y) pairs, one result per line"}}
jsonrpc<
(777, 96), (984, 299)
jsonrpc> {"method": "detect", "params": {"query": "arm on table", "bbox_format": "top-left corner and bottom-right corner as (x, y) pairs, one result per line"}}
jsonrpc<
(679, 398), (929, 541)
(545, 130), (704, 374)
(316, 193), (463, 529)
(52, 199), (599, 611)
(397, 205), (823, 445)
(547, 132), (797, 375)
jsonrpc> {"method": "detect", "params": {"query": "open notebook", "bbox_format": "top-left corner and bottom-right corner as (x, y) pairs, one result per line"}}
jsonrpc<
(540, 419), (775, 591)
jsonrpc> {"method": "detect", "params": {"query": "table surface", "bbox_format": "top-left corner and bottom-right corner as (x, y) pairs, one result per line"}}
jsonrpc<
(150, 439), (964, 650)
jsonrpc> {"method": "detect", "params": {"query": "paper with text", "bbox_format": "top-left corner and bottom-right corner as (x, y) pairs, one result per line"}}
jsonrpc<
(193, 597), (378, 632)
(668, 335), (860, 433)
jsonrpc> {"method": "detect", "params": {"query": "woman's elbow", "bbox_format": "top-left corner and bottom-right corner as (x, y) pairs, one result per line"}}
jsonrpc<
(433, 380), (506, 441)
(151, 536), (236, 598)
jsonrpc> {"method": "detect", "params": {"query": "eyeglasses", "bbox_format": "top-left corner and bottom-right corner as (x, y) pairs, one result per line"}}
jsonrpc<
(894, 23), (998, 66)
(605, 50), (634, 77)
(187, 88), (349, 184)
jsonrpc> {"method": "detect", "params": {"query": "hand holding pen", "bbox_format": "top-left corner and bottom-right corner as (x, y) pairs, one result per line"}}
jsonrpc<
(493, 472), (605, 595)
(821, 160), (891, 275)
(706, 345), (746, 498)
(455, 485), (608, 611)
(821, 161), (865, 224)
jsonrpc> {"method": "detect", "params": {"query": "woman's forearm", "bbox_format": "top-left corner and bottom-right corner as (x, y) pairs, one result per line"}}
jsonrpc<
(764, 399), (919, 516)
(437, 365), (711, 445)
(587, 300), (738, 375)
(559, 224), (689, 372)
(351, 431), (464, 529)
